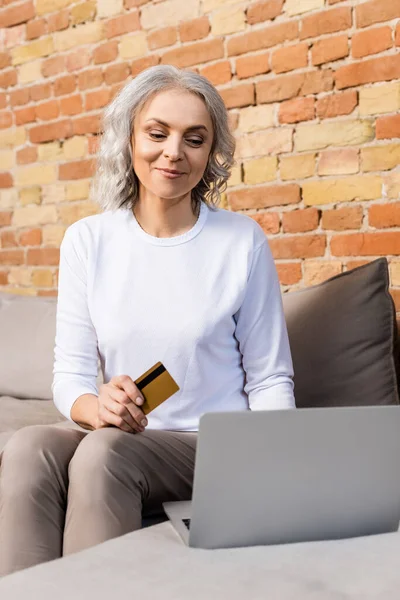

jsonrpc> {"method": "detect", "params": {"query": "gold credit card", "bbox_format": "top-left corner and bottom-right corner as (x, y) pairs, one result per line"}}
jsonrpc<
(134, 361), (180, 415)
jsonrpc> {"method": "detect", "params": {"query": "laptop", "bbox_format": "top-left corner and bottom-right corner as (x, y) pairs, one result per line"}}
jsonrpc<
(163, 406), (400, 549)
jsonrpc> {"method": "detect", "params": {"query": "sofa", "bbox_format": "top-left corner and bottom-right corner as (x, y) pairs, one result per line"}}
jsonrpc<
(0, 257), (399, 598)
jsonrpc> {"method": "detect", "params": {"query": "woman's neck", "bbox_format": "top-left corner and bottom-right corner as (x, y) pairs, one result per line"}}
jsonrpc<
(132, 193), (200, 238)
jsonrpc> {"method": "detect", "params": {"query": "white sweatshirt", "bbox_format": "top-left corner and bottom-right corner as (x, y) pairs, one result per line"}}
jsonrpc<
(52, 201), (295, 431)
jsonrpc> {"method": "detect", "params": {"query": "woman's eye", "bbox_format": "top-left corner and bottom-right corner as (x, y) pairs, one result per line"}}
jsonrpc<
(149, 132), (166, 139)
(187, 138), (203, 146)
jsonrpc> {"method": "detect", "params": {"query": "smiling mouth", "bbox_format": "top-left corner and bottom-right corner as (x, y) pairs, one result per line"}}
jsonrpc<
(157, 168), (185, 175)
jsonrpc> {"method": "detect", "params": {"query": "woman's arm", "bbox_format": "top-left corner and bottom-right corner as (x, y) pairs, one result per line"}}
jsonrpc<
(52, 224), (101, 422)
(233, 239), (295, 410)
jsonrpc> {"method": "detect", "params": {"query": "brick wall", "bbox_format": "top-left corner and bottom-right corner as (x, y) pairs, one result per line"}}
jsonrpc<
(0, 0), (399, 310)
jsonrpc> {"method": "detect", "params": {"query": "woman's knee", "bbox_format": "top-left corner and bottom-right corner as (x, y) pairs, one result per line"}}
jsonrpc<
(68, 428), (147, 493)
(1, 425), (84, 495)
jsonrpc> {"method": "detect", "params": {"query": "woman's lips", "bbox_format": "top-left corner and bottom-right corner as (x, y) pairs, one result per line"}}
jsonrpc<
(156, 168), (184, 179)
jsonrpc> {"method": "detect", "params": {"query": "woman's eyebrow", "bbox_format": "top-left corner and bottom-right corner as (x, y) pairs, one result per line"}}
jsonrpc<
(145, 118), (208, 133)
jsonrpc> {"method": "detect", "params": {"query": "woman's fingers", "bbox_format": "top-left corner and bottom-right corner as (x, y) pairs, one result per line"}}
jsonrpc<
(97, 406), (135, 433)
(110, 375), (145, 406)
(103, 398), (144, 433)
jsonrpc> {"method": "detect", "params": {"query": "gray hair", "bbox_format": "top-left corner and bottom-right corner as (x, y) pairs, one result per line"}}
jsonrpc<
(91, 65), (236, 214)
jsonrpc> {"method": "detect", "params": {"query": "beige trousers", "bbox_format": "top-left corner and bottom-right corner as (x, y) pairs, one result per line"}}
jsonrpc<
(0, 424), (197, 577)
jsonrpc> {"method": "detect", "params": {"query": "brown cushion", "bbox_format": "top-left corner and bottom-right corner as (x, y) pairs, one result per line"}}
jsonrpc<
(282, 258), (399, 408)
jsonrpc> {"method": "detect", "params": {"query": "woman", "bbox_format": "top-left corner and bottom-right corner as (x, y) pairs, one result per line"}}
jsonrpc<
(0, 65), (295, 576)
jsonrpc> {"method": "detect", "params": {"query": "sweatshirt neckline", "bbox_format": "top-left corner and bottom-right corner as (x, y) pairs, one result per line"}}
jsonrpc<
(125, 201), (209, 246)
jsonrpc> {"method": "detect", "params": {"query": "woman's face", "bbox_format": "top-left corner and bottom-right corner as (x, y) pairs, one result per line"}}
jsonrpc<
(131, 89), (214, 202)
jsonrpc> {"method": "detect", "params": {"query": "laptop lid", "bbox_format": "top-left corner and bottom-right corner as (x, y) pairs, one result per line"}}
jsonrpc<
(188, 406), (400, 549)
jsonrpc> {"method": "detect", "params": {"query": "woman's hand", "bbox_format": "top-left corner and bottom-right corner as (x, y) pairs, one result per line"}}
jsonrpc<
(94, 375), (147, 433)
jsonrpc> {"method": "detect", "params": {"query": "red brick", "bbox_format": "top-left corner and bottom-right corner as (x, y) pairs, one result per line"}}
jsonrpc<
(27, 248), (60, 266)
(0, 249), (24, 265)
(47, 9), (69, 33)
(0, 69), (17, 89)
(16, 145), (38, 165)
(0, 0), (34, 28)
(148, 26), (177, 50)
(179, 17), (210, 42)
(72, 114), (101, 135)
(376, 115), (400, 140)
(65, 49), (91, 72)
(276, 263), (302, 285)
(54, 75), (76, 97)
(331, 232), (400, 256)
(15, 105), (35, 125)
(352, 26), (392, 58)
(0, 212), (12, 227)
(161, 39), (223, 68)
(272, 42), (308, 74)
(282, 208), (319, 233)
(246, 0), (284, 25)
(356, 0), (400, 28)
(200, 61), (232, 85)
(390, 289), (400, 312)
(104, 62), (130, 85)
(131, 55), (159, 77)
(19, 228), (42, 246)
(0, 93), (6, 110)
(42, 56), (65, 78)
(279, 97), (315, 124)
(0, 271), (8, 285)
(1, 230), (18, 248)
(312, 34), (349, 66)
(228, 21), (298, 57)
(26, 18), (47, 40)
(256, 70), (333, 104)
(0, 111), (12, 129)
(228, 184), (300, 210)
(336, 54), (400, 89)
(93, 41), (118, 65)
(77, 68), (103, 91)
(0, 52), (11, 70)
(109, 82), (125, 100)
(60, 94), (83, 116)
(59, 159), (95, 180)
(321, 206), (363, 231)
(29, 83), (52, 102)
(35, 99), (59, 121)
(105, 11), (140, 38)
(9, 89), (30, 107)
(29, 119), (72, 143)
(219, 83), (255, 109)
(269, 235), (326, 259)
(396, 22), (400, 46)
(300, 7), (352, 40)
(369, 203), (400, 228)
(0, 173), (12, 188)
(85, 89), (110, 111)
(87, 135), (100, 154)
(316, 90), (357, 119)
(236, 52), (270, 79)
(249, 212), (280, 234)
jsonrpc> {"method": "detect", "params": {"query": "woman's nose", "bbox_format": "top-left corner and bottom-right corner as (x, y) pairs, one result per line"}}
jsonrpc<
(163, 136), (183, 161)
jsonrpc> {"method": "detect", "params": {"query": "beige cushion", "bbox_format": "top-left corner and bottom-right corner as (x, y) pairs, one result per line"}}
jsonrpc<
(0, 292), (57, 401)
(283, 258), (399, 408)
(0, 291), (104, 402)
(0, 397), (65, 433)
(0, 522), (399, 598)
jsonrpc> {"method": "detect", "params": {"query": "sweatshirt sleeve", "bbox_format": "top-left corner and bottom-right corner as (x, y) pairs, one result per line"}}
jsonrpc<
(52, 224), (100, 420)
(233, 239), (295, 410)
